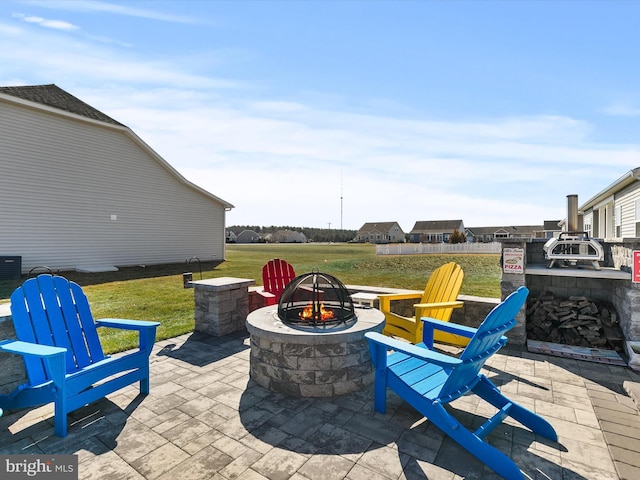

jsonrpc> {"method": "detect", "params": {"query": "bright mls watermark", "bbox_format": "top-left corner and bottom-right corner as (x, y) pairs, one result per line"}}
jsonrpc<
(1, 455), (78, 480)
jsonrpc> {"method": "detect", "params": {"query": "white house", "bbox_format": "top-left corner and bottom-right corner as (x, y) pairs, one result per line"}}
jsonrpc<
(580, 167), (640, 240)
(354, 222), (406, 244)
(236, 230), (261, 243)
(0, 84), (234, 273)
(408, 220), (464, 243)
(465, 225), (548, 243)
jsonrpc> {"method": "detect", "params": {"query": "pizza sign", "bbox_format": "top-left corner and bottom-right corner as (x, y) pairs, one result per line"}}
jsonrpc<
(633, 251), (640, 283)
(502, 248), (524, 274)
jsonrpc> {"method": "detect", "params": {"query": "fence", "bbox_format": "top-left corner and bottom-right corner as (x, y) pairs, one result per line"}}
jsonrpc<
(376, 242), (502, 255)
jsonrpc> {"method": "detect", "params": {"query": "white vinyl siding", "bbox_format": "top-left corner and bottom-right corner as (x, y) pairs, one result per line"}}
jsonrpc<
(1, 99), (230, 272)
(613, 183), (640, 239)
(636, 199), (640, 237)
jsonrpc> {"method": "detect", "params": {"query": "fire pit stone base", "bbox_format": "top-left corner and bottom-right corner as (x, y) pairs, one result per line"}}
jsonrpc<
(247, 306), (385, 397)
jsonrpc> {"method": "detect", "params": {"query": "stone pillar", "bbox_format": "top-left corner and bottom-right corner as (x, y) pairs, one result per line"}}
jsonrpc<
(192, 277), (255, 336)
(611, 241), (640, 342)
(500, 239), (527, 345)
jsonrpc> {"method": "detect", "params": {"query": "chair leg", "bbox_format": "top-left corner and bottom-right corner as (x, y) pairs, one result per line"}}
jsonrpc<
(473, 375), (558, 442)
(369, 343), (389, 415)
(53, 394), (68, 437)
(48, 351), (68, 437)
(140, 366), (151, 395)
(424, 403), (524, 480)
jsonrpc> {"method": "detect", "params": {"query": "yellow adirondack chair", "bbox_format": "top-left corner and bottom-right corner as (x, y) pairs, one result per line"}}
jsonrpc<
(379, 262), (467, 346)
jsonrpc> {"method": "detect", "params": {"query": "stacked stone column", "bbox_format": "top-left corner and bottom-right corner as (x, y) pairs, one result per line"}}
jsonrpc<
(192, 277), (255, 336)
(500, 239), (527, 345)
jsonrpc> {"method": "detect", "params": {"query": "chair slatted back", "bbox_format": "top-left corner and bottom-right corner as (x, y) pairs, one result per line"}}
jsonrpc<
(262, 259), (296, 302)
(438, 286), (528, 401)
(10, 275), (105, 384)
(420, 262), (464, 321)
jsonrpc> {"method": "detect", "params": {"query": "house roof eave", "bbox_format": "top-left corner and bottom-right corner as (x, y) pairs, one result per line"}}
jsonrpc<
(125, 129), (235, 210)
(579, 167), (640, 212)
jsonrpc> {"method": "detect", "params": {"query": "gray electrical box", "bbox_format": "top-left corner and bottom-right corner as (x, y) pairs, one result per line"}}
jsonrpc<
(0, 256), (22, 280)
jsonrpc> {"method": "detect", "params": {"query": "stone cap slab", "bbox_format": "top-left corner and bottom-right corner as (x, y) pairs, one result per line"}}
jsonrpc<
(190, 277), (255, 291)
(0, 303), (11, 323)
(246, 306), (384, 344)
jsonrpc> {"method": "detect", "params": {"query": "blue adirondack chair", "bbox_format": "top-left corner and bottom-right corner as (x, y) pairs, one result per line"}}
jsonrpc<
(0, 274), (159, 437)
(365, 286), (557, 480)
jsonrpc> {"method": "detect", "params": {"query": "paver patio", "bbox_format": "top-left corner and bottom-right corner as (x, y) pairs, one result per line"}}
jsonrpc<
(1, 330), (639, 480)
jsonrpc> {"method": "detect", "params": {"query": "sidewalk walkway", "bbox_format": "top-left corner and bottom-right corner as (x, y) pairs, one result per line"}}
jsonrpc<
(1, 331), (640, 480)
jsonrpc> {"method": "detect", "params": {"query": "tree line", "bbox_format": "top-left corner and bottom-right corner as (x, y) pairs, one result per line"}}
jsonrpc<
(228, 225), (357, 243)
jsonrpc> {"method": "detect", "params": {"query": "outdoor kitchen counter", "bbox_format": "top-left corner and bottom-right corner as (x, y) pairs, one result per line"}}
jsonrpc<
(526, 264), (631, 280)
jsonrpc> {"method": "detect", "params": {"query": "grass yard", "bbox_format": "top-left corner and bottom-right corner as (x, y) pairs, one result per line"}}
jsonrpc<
(1, 243), (501, 353)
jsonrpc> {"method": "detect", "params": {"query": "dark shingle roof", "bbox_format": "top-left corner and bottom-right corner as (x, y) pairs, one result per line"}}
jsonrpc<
(466, 225), (542, 236)
(0, 84), (125, 127)
(358, 222), (402, 233)
(543, 220), (562, 230)
(410, 220), (463, 233)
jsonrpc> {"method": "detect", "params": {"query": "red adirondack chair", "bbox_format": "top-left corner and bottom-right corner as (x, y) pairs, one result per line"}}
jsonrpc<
(259, 258), (296, 306)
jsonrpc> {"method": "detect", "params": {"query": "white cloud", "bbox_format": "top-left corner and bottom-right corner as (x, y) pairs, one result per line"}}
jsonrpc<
(0, 23), (22, 35)
(0, 23), (242, 89)
(603, 102), (640, 117)
(12, 13), (79, 30)
(20, 0), (206, 24)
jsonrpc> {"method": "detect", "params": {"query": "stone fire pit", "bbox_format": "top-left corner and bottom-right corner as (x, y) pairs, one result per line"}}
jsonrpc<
(247, 305), (385, 397)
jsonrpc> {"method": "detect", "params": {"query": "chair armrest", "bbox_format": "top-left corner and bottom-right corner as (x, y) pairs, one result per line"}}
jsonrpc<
(0, 340), (67, 396)
(365, 332), (462, 368)
(256, 290), (276, 299)
(419, 317), (478, 349)
(420, 317), (477, 338)
(378, 293), (422, 312)
(378, 293), (422, 301)
(414, 301), (463, 310)
(96, 319), (160, 330)
(96, 319), (159, 352)
(0, 339), (67, 358)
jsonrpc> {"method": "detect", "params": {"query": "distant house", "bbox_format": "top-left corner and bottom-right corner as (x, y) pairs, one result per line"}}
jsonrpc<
(0, 84), (234, 273)
(542, 220), (562, 239)
(236, 230), (261, 243)
(465, 225), (545, 243)
(408, 220), (464, 243)
(265, 230), (307, 243)
(580, 167), (640, 239)
(354, 222), (406, 244)
(226, 230), (237, 243)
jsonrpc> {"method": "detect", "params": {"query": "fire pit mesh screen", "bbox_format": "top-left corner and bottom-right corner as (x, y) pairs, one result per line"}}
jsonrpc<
(278, 271), (356, 327)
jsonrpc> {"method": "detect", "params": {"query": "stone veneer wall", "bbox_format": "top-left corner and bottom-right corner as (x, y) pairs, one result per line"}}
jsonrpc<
(610, 241), (640, 342)
(192, 278), (254, 337)
(249, 334), (374, 397)
(499, 239), (528, 345)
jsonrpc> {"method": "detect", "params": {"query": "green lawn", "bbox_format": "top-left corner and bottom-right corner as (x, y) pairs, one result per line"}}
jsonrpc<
(2, 243), (501, 353)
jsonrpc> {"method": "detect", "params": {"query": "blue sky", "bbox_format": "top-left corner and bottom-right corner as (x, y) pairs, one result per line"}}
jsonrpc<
(2, 1), (639, 231)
